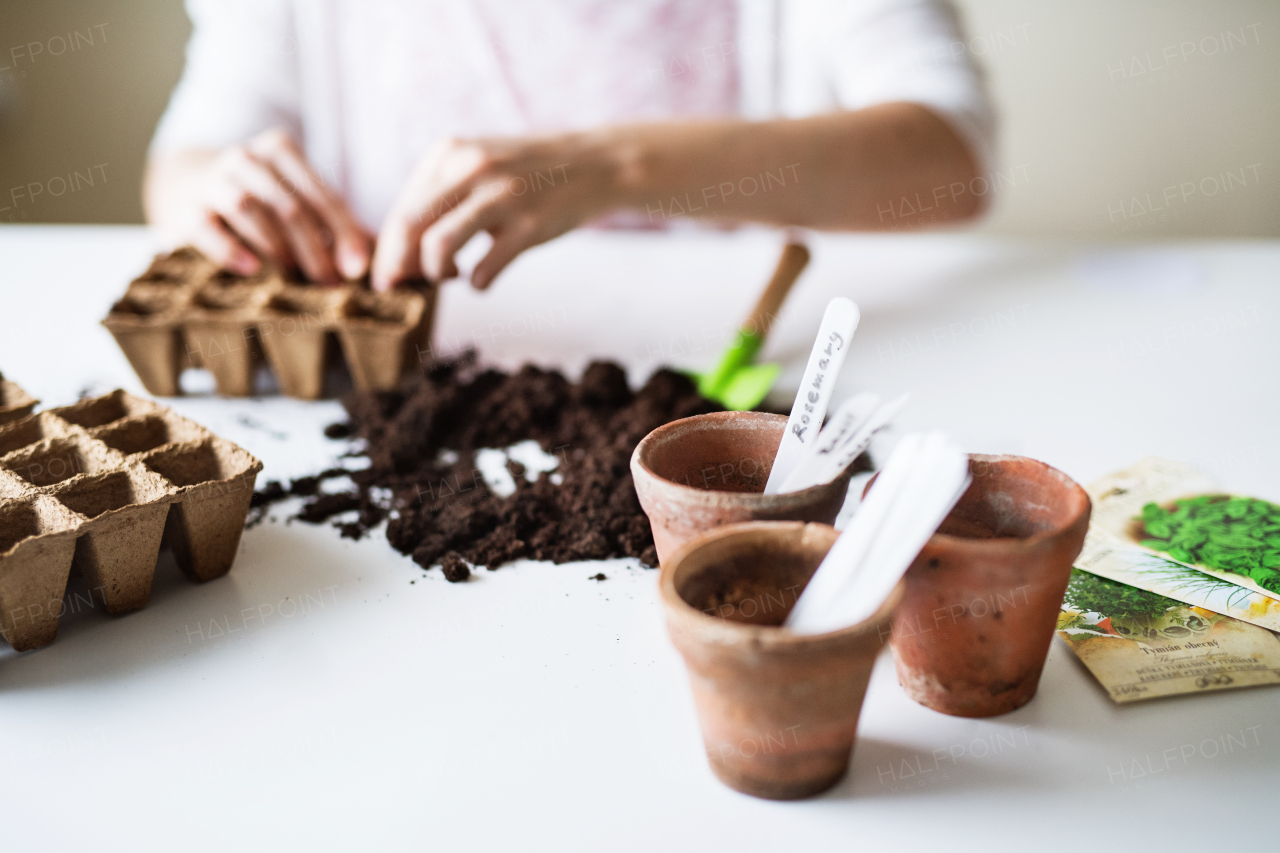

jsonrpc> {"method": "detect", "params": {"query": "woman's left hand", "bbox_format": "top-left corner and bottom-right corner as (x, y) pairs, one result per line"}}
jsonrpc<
(371, 133), (628, 291)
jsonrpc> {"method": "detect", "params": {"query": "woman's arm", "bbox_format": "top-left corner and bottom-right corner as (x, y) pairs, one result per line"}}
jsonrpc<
(612, 103), (983, 229)
(371, 103), (984, 291)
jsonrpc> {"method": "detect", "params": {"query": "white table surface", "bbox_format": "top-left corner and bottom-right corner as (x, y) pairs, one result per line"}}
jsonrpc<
(1, 225), (1277, 851)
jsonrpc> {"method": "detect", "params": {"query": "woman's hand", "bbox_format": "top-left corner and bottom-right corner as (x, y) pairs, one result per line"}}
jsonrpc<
(371, 133), (627, 291)
(145, 128), (372, 283)
(369, 106), (984, 292)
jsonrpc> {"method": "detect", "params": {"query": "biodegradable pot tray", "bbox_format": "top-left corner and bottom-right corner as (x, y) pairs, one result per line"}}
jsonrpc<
(103, 247), (438, 398)
(0, 371), (38, 426)
(0, 384), (262, 651)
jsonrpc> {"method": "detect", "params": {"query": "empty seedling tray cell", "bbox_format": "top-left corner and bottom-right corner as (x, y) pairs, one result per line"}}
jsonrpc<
(183, 287), (268, 396)
(92, 411), (208, 457)
(0, 373), (39, 426)
(144, 439), (263, 582)
(0, 495), (84, 650)
(0, 412), (77, 458)
(2, 436), (120, 488)
(51, 390), (160, 430)
(337, 291), (427, 392)
(54, 467), (176, 613)
(257, 288), (346, 399)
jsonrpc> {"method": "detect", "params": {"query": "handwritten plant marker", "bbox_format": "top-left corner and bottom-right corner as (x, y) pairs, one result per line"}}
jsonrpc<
(785, 431), (971, 635)
(777, 392), (909, 494)
(763, 297), (860, 494)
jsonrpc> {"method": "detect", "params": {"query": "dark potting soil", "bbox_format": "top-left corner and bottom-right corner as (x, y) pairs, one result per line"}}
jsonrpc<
(323, 422), (353, 439)
(251, 355), (724, 572)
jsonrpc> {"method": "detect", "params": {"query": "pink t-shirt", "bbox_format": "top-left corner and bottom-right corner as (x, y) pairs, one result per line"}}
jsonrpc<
(339, 1), (740, 225)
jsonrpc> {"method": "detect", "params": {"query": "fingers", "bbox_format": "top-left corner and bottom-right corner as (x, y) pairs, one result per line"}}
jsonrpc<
(371, 140), (488, 291)
(248, 131), (372, 279)
(470, 217), (542, 291)
(228, 154), (339, 283)
(370, 207), (426, 292)
(372, 185), (463, 291)
(191, 212), (260, 275)
(199, 129), (373, 283)
(371, 135), (588, 292)
(208, 174), (294, 267)
(419, 183), (504, 282)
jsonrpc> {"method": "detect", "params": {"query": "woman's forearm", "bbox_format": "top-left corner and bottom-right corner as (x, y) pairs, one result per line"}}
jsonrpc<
(602, 102), (985, 230)
(372, 103), (986, 289)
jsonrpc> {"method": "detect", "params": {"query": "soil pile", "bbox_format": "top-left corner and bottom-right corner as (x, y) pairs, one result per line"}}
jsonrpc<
(261, 356), (723, 577)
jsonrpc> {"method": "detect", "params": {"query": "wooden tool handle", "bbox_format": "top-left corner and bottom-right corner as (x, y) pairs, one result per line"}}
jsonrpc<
(745, 242), (810, 337)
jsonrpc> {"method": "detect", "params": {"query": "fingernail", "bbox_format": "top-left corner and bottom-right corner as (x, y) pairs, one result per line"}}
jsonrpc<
(230, 251), (260, 275)
(339, 247), (368, 280)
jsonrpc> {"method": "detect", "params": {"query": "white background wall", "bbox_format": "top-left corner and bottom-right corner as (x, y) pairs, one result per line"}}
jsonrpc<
(958, 0), (1278, 238)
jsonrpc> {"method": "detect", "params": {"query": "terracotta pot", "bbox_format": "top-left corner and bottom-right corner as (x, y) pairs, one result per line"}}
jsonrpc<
(887, 454), (1090, 718)
(661, 521), (901, 800)
(631, 411), (856, 565)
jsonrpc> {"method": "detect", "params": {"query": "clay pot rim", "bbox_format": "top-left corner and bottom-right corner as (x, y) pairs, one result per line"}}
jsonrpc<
(659, 520), (903, 651)
(901, 453), (1091, 555)
(630, 411), (846, 510)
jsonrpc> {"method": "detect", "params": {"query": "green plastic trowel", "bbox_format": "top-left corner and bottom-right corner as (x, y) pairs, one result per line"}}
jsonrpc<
(693, 242), (811, 410)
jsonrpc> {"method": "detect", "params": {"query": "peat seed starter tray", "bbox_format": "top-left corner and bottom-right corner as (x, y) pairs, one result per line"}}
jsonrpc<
(0, 371), (38, 426)
(0, 380), (262, 651)
(103, 247), (437, 399)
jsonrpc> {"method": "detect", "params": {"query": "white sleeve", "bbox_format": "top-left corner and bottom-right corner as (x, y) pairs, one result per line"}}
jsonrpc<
(149, 0), (302, 155)
(785, 0), (997, 177)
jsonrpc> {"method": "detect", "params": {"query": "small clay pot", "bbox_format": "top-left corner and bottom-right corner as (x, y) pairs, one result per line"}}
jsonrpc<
(887, 454), (1090, 718)
(631, 412), (856, 565)
(661, 521), (901, 800)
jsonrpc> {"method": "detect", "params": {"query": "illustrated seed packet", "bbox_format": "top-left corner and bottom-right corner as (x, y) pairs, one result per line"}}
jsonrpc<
(1087, 456), (1280, 602)
(1057, 564), (1280, 703)
(1057, 457), (1280, 702)
(1073, 529), (1280, 632)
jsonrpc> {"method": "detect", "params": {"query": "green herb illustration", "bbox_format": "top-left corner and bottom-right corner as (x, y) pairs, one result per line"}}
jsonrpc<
(1136, 495), (1280, 594)
(1061, 569), (1215, 641)
(1063, 568), (1173, 620)
(1136, 553), (1257, 609)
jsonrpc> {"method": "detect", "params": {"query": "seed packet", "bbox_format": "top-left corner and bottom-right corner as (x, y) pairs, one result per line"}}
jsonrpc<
(1073, 529), (1280, 632)
(1057, 561), (1280, 703)
(1087, 456), (1280, 603)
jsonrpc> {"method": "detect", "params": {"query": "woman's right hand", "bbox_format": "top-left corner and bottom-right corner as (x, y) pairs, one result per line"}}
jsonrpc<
(145, 128), (372, 283)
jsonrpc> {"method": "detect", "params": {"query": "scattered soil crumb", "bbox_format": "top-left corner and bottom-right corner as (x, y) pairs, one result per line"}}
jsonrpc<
(324, 422), (353, 439)
(251, 481), (286, 507)
(439, 551), (471, 583)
